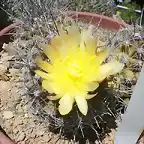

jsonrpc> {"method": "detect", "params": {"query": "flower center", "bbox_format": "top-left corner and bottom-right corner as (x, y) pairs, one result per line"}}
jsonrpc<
(66, 59), (83, 79)
(69, 63), (83, 78)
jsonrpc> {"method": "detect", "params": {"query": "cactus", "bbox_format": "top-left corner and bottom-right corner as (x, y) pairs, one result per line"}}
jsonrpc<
(4, 0), (117, 19)
(3, 0), (144, 143)
(107, 29), (144, 105)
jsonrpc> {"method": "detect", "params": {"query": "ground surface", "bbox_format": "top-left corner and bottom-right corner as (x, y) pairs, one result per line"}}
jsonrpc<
(0, 80), (71, 144)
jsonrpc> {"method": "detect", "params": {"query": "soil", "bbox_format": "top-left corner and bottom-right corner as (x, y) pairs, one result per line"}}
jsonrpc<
(0, 51), (70, 144)
(0, 77), (71, 144)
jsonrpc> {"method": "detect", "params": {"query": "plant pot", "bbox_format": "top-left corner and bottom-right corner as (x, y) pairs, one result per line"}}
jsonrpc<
(68, 11), (126, 30)
(0, 21), (23, 51)
(0, 12), (126, 50)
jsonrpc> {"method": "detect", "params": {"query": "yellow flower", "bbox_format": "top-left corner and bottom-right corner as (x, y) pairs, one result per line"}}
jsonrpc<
(35, 24), (124, 116)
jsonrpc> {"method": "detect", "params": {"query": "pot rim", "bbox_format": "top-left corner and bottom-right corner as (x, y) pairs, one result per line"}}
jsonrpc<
(68, 11), (127, 30)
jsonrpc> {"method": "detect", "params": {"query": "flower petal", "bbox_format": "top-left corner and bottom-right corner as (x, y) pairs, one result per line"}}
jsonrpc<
(85, 93), (97, 100)
(80, 26), (93, 51)
(51, 34), (63, 48)
(35, 57), (53, 72)
(43, 44), (59, 62)
(58, 25), (81, 56)
(47, 94), (62, 100)
(95, 48), (112, 65)
(68, 24), (81, 47)
(94, 61), (124, 82)
(42, 80), (54, 93)
(59, 27), (67, 38)
(85, 38), (96, 55)
(58, 94), (74, 115)
(88, 82), (99, 91)
(75, 95), (88, 115)
(52, 26), (80, 57)
(35, 70), (52, 80)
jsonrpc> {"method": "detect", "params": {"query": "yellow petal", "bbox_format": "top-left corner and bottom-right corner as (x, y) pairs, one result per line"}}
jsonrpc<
(85, 93), (97, 100)
(94, 61), (124, 82)
(59, 27), (67, 38)
(58, 25), (81, 56)
(75, 95), (88, 115)
(47, 94), (62, 100)
(35, 57), (53, 72)
(53, 27), (75, 57)
(81, 26), (93, 42)
(35, 70), (52, 80)
(95, 47), (112, 65)
(42, 80), (54, 93)
(88, 82), (99, 91)
(51, 34), (62, 48)
(68, 24), (81, 47)
(58, 94), (74, 115)
(85, 38), (96, 55)
(80, 26), (93, 51)
(43, 44), (59, 62)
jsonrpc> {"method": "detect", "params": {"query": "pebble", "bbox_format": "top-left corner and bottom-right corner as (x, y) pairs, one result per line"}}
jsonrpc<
(0, 64), (7, 73)
(36, 129), (45, 136)
(13, 117), (23, 126)
(42, 134), (51, 142)
(18, 141), (25, 144)
(29, 131), (36, 138)
(3, 111), (14, 119)
(17, 125), (23, 132)
(25, 128), (33, 136)
(13, 128), (19, 134)
(16, 104), (23, 113)
(17, 132), (26, 142)
(22, 105), (28, 113)
(9, 68), (19, 78)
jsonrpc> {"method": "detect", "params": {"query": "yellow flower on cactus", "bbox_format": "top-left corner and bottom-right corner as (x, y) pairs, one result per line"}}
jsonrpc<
(35, 24), (124, 116)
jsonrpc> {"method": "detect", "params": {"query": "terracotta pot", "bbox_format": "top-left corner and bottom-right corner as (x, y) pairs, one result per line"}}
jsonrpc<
(68, 11), (126, 30)
(0, 131), (15, 144)
(0, 12), (125, 50)
(0, 21), (23, 50)
(0, 12), (126, 50)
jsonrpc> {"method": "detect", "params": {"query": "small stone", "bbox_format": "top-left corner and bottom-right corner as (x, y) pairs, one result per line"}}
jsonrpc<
(18, 141), (25, 144)
(24, 114), (28, 117)
(9, 68), (19, 78)
(42, 134), (51, 142)
(17, 133), (26, 142)
(36, 129), (45, 136)
(2, 43), (8, 49)
(3, 111), (14, 119)
(16, 104), (23, 113)
(13, 117), (23, 126)
(22, 105), (28, 113)
(30, 132), (36, 138)
(25, 128), (33, 135)
(0, 64), (7, 73)
(13, 128), (19, 134)
(3, 120), (13, 128)
(17, 126), (23, 132)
